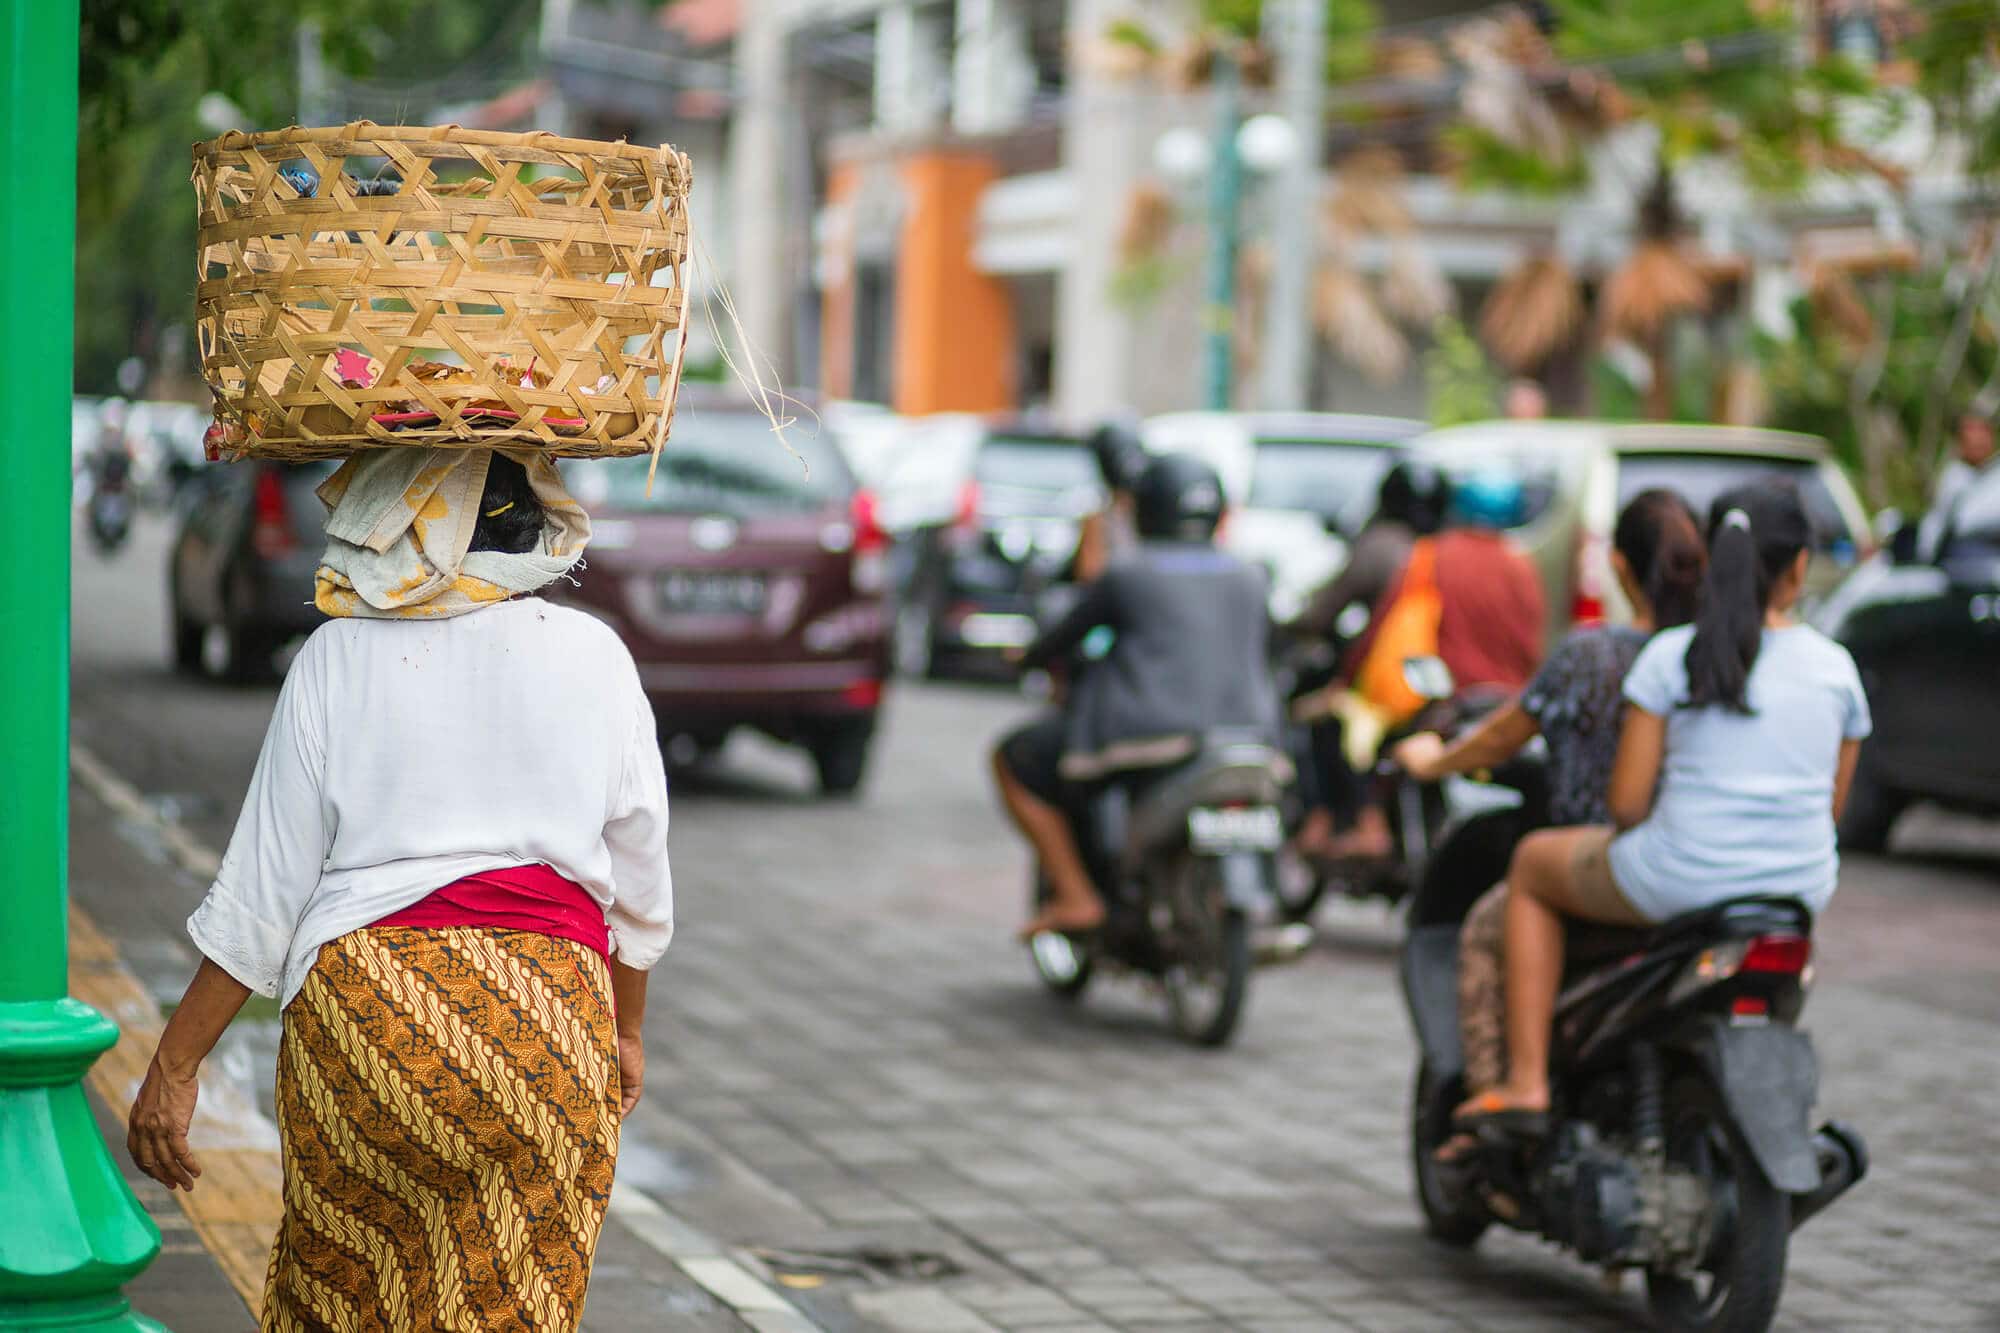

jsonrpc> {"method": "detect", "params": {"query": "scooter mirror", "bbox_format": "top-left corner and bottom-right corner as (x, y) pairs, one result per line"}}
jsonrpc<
(1401, 655), (1455, 703)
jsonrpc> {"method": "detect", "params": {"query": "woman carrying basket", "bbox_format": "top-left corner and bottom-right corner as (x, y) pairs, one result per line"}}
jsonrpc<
(126, 447), (673, 1333)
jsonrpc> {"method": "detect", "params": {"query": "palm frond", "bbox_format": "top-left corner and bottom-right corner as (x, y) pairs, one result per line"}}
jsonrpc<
(1479, 255), (1583, 371)
(1600, 241), (1710, 341)
(1382, 240), (1454, 326)
(1315, 262), (1409, 384)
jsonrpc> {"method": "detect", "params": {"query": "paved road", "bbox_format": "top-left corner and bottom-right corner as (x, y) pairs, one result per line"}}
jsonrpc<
(70, 514), (2000, 1330)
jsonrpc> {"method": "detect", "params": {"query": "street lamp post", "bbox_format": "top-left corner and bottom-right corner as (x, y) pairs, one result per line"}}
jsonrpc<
(1157, 56), (1296, 413)
(0, 1), (168, 1329)
(1201, 53), (1243, 411)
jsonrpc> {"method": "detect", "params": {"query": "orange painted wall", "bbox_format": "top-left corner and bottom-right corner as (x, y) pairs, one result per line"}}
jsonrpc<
(891, 152), (1015, 415)
(819, 161), (860, 401)
(818, 149), (1016, 415)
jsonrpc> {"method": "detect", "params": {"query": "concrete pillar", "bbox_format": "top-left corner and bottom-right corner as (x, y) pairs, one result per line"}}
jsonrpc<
(952, 0), (1034, 135)
(874, 1), (949, 134)
(1054, 0), (1151, 423)
(729, 0), (792, 381)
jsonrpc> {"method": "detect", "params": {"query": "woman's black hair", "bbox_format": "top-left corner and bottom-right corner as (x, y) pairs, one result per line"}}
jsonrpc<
(1683, 479), (1812, 712)
(1614, 488), (1705, 630)
(468, 454), (546, 554)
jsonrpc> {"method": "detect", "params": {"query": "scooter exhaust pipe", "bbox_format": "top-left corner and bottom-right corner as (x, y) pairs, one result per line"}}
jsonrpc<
(1789, 1120), (1868, 1232)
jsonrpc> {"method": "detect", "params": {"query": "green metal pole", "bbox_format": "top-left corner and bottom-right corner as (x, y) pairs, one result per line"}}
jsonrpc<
(1202, 51), (1242, 411)
(0, 2), (167, 1329)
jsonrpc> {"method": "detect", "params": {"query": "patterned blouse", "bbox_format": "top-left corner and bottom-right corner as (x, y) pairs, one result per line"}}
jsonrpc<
(1518, 625), (1651, 827)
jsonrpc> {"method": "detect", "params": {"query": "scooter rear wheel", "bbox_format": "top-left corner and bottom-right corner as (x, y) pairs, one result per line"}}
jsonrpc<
(1645, 1077), (1789, 1333)
(1164, 906), (1250, 1048)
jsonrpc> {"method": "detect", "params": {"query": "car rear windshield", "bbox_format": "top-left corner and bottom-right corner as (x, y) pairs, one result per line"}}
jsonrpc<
(975, 436), (1100, 496)
(573, 413), (850, 514)
(1615, 453), (1855, 550)
(1248, 439), (1395, 530)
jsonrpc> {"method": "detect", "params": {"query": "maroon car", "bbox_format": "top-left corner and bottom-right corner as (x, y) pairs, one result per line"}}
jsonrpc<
(557, 406), (891, 795)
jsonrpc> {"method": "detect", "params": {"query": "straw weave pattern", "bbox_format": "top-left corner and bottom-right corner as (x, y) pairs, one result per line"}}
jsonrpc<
(193, 122), (692, 460)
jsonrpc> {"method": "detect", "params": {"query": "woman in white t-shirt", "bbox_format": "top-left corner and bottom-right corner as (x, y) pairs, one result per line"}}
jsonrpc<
(1459, 480), (1871, 1130)
(125, 451), (673, 1330)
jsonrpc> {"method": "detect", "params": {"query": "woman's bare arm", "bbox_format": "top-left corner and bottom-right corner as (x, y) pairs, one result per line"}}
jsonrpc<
(1607, 705), (1667, 831)
(1830, 739), (1863, 823)
(1395, 701), (1540, 782)
(129, 958), (252, 1190)
(610, 960), (650, 1115)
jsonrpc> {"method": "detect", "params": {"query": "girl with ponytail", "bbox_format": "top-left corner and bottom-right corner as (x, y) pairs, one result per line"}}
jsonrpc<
(1394, 489), (1704, 1141)
(1457, 480), (1873, 1131)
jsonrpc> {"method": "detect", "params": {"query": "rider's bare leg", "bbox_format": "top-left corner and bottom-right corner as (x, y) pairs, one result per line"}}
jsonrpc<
(993, 748), (1105, 936)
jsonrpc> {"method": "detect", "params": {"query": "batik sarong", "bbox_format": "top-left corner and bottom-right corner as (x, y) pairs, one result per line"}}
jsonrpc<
(262, 927), (619, 1332)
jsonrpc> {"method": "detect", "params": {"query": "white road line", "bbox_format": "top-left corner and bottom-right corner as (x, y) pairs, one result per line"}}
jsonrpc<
(71, 742), (222, 881)
(70, 740), (825, 1331)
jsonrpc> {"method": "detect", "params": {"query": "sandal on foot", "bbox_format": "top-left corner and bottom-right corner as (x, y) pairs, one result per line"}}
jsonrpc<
(1452, 1091), (1550, 1137)
(1432, 1132), (1481, 1166)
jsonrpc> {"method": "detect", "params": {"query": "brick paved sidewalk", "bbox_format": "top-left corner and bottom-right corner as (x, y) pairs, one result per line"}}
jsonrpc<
(59, 673), (2000, 1332)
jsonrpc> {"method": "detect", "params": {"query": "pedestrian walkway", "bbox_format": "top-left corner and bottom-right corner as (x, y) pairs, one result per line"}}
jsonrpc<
(67, 759), (796, 1333)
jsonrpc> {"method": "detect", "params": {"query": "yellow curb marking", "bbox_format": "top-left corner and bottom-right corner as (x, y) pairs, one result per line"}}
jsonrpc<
(70, 902), (280, 1319)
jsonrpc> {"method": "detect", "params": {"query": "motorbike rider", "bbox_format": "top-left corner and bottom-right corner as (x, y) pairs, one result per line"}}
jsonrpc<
(1288, 459), (1449, 862)
(993, 453), (1279, 938)
(1390, 489), (1706, 1155)
(1072, 420), (1151, 584)
(1313, 466), (1548, 862)
(1460, 480), (1871, 1132)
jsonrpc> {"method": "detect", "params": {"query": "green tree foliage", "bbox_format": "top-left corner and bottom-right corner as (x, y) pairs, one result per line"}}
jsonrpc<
(77, 0), (541, 394)
(1763, 274), (2000, 513)
(1423, 315), (1500, 426)
(1197, 0), (1381, 81)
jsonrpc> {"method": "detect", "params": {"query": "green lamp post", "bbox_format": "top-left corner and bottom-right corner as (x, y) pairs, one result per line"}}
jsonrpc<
(0, 1), (168, 1328)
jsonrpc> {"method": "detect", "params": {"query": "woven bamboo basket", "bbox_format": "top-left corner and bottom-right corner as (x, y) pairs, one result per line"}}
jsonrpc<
(193, 122), (692, 461)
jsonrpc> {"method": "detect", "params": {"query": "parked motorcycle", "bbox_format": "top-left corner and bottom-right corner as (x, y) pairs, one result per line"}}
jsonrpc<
(1027, 731), (1292, 1046)
(1400, 713), (1867, 1331)
(86, 452), (134, 555)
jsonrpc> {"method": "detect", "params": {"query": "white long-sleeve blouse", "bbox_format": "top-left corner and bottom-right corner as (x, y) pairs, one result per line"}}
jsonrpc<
(187, 598), (675, 1007)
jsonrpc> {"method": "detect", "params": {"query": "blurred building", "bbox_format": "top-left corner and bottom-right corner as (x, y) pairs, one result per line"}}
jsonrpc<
(731, 0), (1496, 423)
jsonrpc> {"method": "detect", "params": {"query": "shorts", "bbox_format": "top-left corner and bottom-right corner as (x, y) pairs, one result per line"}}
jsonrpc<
(1568, 827), (1650, 927)
(997, 714), (1069, 808)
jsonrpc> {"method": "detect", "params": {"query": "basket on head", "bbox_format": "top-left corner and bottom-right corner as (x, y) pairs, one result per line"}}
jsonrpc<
(193, 122), (693, 461)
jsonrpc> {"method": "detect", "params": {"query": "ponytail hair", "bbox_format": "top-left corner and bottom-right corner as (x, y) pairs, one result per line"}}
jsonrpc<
(1613, 488), (1705, 630)
(1683, 480), (1812, 712)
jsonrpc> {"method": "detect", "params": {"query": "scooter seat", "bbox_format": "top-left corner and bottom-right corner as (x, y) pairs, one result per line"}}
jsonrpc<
(1121, 733), (1292, 866)
(1643, 895), (1813, 948)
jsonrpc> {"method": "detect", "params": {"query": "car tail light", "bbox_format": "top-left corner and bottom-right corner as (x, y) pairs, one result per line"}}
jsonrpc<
(842, 678), (883, 710)
(954, 480), (980, 531)
(851, 489), (889, 595)
(251, 469), (296, 558)
(1731, 995), (1770, 1019)
(1571, 528), (1609, 626)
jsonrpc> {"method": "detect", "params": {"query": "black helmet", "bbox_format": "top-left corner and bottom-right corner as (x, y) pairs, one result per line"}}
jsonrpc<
(1133, 453), (1226, 542)
(1087, 420), (1149, 495)
(1376, 458), (1448, 535)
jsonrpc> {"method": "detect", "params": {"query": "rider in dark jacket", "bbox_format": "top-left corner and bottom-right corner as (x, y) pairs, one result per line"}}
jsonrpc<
(996, 454), (1279, 936)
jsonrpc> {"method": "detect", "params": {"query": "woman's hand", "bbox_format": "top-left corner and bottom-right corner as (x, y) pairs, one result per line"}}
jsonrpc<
(126, 957), (252, 1192)
(128, 1058), (203, 1191)
(616, 1030), (645, 1115)
(1393, 731), (1448, 781)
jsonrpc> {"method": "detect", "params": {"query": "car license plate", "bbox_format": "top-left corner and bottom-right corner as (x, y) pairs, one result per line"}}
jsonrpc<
(1188, 806), (1284, 853)
(658, 570), (767, 614)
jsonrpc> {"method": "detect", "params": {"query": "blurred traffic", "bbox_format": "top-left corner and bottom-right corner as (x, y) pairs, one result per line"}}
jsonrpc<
(95, 383), (1998, 854)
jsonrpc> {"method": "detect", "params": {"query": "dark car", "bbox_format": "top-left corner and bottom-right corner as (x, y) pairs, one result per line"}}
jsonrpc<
(170, 459), (336, 681)
(1817, 463), (2000, 850)
(894, 424), (1102, 678)
(555, 406), (892, 796)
